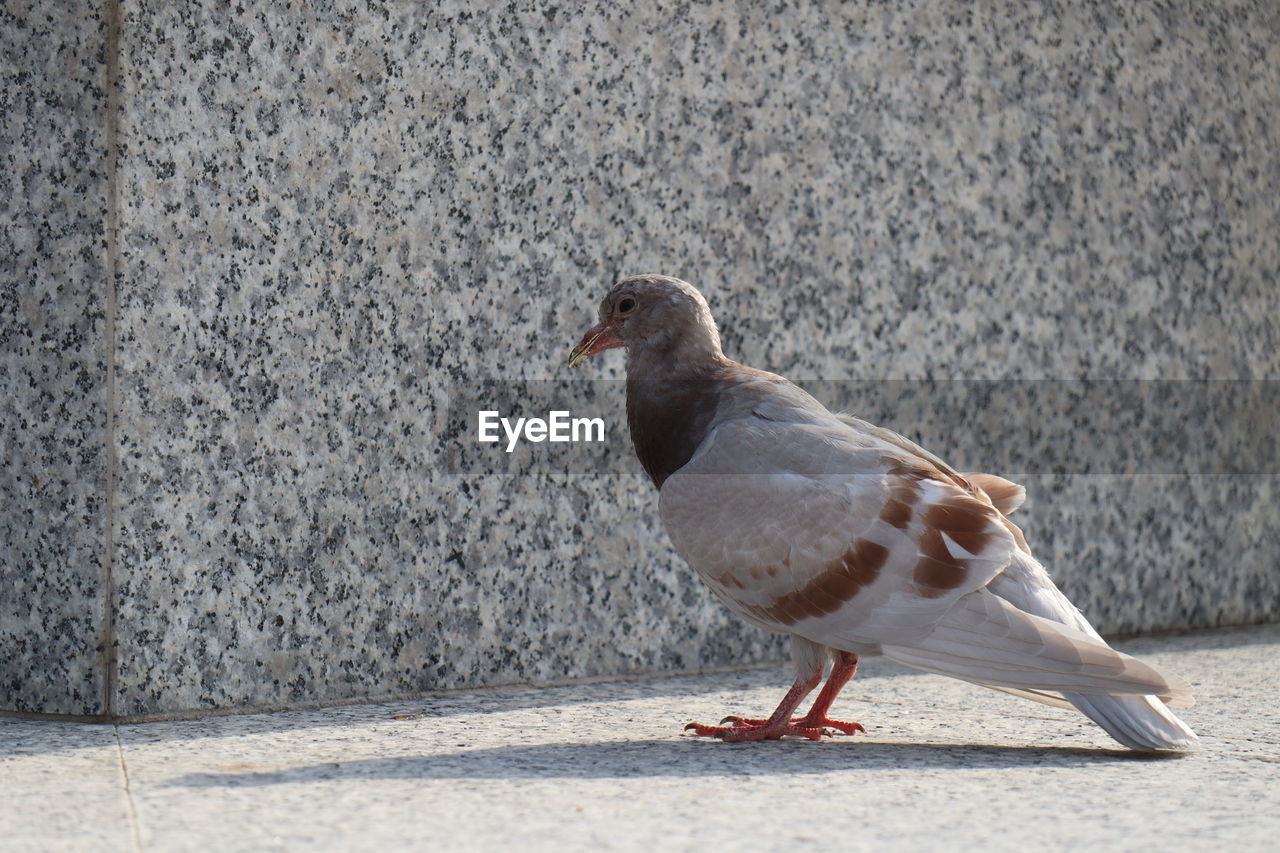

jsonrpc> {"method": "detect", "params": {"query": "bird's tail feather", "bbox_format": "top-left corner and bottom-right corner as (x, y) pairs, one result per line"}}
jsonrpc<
(962, 683), (1197, 749)
(1064, 692), (1197, 751)
(951, 683), (1196, 749)
(879, 589), (1198, 749)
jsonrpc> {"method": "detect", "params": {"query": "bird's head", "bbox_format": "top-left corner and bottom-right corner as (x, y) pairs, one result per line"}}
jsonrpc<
(568, 274), (723, 371)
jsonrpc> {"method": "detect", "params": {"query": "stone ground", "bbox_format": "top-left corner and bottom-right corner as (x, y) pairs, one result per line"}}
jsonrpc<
(3, 625), (1278, 852)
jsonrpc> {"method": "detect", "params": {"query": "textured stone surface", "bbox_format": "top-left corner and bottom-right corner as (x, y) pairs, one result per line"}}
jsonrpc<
(5, 1), (1280, 717)
(3, 626), (1279, 851)
(0, 3), (110, 714)
(0, 718), (135, 852)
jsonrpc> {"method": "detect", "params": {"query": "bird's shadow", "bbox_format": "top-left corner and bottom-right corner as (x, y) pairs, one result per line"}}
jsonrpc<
(169, 736), (1180, 788)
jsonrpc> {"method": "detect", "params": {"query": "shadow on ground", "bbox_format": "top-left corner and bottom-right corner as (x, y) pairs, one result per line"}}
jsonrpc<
(168, 736), (1178, 788)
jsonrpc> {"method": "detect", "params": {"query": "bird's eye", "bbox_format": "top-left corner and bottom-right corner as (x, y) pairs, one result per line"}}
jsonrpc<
(616, 297), (637, 314)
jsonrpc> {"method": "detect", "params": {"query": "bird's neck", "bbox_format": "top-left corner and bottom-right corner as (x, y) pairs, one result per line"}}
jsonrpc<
(624, 352), (760, 489)
(624, 331), (727, 382)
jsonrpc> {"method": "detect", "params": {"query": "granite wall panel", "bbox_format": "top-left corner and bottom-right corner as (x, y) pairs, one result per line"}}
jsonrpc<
(1, 2), (111, 715)
(4, 0), (1278, 718)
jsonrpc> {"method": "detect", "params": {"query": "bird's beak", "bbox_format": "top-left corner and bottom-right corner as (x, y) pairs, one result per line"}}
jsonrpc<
(569, 321), (624, 368)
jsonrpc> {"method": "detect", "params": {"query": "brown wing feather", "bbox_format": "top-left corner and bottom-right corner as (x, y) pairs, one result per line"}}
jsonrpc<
(965, 472), (1027, 515)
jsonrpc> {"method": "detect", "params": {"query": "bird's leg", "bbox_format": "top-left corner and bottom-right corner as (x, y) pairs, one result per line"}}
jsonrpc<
(684, 667), (826, 742)
(719, 652), (864, 736)
(792, 651), (864, 734)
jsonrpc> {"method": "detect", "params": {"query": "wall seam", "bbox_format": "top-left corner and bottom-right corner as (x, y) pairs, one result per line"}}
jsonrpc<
(100, 0), (122, 719)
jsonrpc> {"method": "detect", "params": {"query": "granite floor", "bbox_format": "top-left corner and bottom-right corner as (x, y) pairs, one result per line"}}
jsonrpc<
(3, 625), (1277, 852)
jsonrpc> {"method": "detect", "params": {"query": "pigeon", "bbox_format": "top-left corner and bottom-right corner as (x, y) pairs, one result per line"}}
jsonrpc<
(569, 274), (1197, 750)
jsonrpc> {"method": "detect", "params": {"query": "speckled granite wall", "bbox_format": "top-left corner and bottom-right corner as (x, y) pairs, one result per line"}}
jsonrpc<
(1, 3), (111, 715)
(5, 1), (1279, 718)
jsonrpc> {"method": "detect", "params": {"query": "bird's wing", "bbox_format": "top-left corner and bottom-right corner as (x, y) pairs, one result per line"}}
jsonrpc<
(834, 414), (1026, 514)
(879, 587), (1194, 704)
(658, 411), (1020, 648)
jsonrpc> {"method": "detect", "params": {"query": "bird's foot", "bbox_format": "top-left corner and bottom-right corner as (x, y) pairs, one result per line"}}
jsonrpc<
(684, 719), (828, 742)
(716, 715), (866, 736)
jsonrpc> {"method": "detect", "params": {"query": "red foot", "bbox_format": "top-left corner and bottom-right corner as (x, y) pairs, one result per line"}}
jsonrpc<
(718, 715), (866, 736)
(684, 720), (828, 742)
(689, 652), (865, 743)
